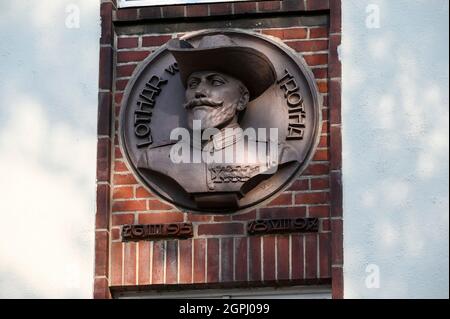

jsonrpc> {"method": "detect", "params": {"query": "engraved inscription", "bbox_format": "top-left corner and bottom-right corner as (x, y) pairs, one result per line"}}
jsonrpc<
(209, 165), (261, 183)
(247, 218), (319, 235)
(122, 222), (193, 241)
(134, 63), (179, 148)
(277, 69), (306, 140)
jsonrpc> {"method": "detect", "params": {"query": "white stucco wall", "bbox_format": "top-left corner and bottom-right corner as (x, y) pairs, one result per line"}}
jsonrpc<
(342, 0), (449, 298)
(0, 0), (99, 298)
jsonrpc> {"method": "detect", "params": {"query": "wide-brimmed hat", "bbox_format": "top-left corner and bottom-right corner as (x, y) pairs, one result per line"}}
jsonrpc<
(167, 34), (277, 101)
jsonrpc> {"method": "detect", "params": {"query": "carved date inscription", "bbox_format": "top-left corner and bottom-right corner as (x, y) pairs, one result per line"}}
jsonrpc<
(122, 222), (193, 241)
(247, 218), (319, 235)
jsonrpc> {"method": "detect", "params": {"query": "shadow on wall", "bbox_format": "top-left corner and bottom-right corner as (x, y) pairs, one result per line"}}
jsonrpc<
(0, 0), (99, 298)
(342, 0), (449, 298)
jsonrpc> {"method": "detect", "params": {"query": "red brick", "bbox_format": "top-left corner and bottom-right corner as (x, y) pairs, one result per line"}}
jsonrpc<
(152, 241), (165, 284)
(209, 3), (232, 15)
(306, 0), (329, 10)
(319, 233), (331, 278)
(100, 2), (113, 46)
(310, 27), (328, 38)
(262, 29), (283, 39)
(249, 237), (261, 281)
(115, 92), (123, 105)
(288, 179), (309, 191)
(304, 54), (328, 66)
(117, 51), (150, 63)
(267, 193), (292, 206)
(332, 266), (344, 299)
(262, 28), (307, 40)
(113, 173), (137, 185)
(232, 210), (256, 221)
(96, 184), (110, 229)
(95, 231), (109, 277)
(117, 37), (138, 49)
(93, 277), (110, 299)
(166, 240), (178, 284)
(291, 234), (304, 280)
(193, 239), (206, 283)
(116, 79), (128, 91)
(111, 228), (120, 240)
(235, 237), (248, 282)
(309, 205), (330, 218)
(322, 120), (330, 134)
(99, 46), (113, 90)
(317, 81), (328, 93)
(330, 171), (343, 217)
(116, 64), (136, 78)
(135, 186), (153, 198)
(98, 91), (112, 136)
(179, 239), (192, 283)
(123, 242), (136, 285)
(313, 149), (329, 161)
(234, 1), (257, 14)
(330, 0), (342, 34)
(115, 8), (138, 21)
(162, 5), (185, 18)
(142, 35), (172, 47)
(330, 126), (342, 170)
(139, 6), (162, 19)
(312, 67), (328, 79)
(329, 79), (341, 125)
(283, 27), (308, 39)
(329, 34), (341, 78)
(138, 241), (150, 285)
(111, 242), (122, 286)
(112, 200), (146, 212)
(282, 0), (305, 11)
(259, 1), (281, 11)
(318, 135), (328, 148)
(295, 192), (329, 205)
(305, 234), (317, 279)
(148, 199), (173, 210)
(97, 137), (111, 182)
(186, 4), (208, 17)
(112, 213), (134, 226)
(320, 218), (331, 231)
(114, 146), (123, 159)
(311, 177), (329, 190)
(287, 40), (328, 52)
(221, 238), (234, 282)
(207, 238), (219, 283)
(114, 161), (129, 173)
(259, 206), (306, 219)
(138, 212), (184, 224)
(331, 219), (343, 265)
(263, 236), (276, 281)
(214, 215), (232, 222)
(112, 186), (133, 200)
(304, 163), (329, 175)
(323, 95), (328, 107)
(197, 223), (244, 236)
(277, 235), (290, 281)
(186, 214), (213, 222)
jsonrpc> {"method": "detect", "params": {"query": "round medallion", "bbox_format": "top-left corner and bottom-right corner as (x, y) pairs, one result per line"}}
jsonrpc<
(119, 29), (322, 214)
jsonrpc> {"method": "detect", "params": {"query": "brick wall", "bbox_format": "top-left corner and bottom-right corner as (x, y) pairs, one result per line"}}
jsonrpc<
(95, 0), (342, 299)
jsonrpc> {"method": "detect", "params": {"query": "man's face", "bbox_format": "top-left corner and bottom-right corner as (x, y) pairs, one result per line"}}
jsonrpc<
(184, 71), (249, 130)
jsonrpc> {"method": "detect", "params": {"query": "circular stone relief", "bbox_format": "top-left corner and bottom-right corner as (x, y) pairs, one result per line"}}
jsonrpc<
(119, 29), (322, 214)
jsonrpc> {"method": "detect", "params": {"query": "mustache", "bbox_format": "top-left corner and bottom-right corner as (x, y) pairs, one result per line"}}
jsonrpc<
(183, 98), (223, 109)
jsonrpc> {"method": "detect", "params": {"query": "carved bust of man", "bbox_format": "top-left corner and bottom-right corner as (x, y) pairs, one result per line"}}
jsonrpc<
(137, 34), (299, 210)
